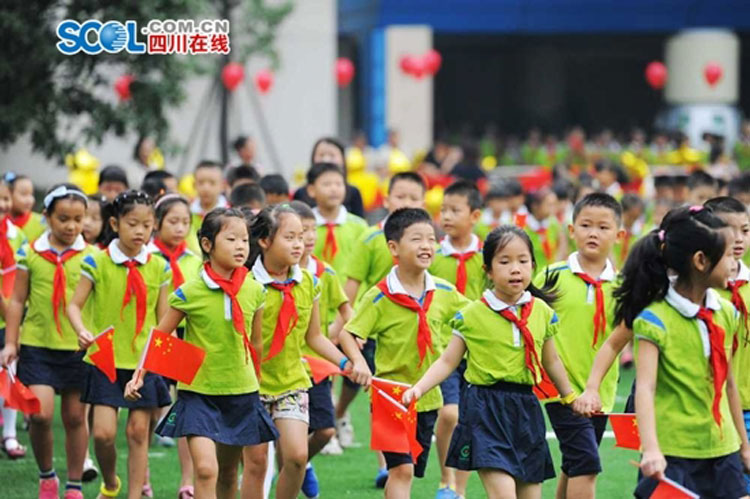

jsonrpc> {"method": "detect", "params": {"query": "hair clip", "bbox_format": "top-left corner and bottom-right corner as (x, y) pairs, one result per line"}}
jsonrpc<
(658, 229), (665, 242)
(689, 205), (704, 213)
(3, 172), (17, 183)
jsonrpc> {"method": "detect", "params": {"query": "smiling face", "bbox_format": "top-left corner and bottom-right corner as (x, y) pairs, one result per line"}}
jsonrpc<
(716, 212), (750, 261)
(46, 198), (86, 248)
(300, 216), (317, 259)
(11, 178), (35, 215)
(569, 205), (621, 261)
(0, 184), (12, 218)
(705, 229), (735, 290)
(387, 222), (436, 271)
(202, 216), (249, 270)
(261, 213), (305, 268)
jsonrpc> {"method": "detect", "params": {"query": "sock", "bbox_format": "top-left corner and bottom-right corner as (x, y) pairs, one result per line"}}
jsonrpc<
(65, 481), (83, 491)
(39, 469), (56, 480)
(306, 462), (313, 470)
(1, 407), (17, 439)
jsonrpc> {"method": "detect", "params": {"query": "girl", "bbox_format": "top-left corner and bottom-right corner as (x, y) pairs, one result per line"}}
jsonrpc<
(125, 207), (277, 499)
(67, 190), (172, 499)
(402, 226), (582, 499)
(240, 204), (368, 499)
(82, 194), (110, 248)
(1, 183), (91, 499)
(5, 172), (46, 242)
(518, 188), (562, 272)
(613, 206), (750, 497)
(0, 178), (27, 459)
(147, 193), (203, 498)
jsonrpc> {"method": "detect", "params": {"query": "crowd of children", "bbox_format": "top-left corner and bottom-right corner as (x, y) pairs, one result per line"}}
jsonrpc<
(2, 147), (750, 499)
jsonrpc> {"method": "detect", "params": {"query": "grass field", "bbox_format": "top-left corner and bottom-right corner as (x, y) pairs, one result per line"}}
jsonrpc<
(2, 368), (639, 498)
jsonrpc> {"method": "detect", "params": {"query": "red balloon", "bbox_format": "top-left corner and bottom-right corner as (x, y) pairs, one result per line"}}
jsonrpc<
(645, 61), (667, 90)
(399, 55), (418, 75)
(423, 49), (442, 75)
(336, 58), (355, 87)
(221, 62), (244, 92)
(704, 62), (723, 87)
(114, 74), (134, 101)
(254, 69), (274, 94)
(410, 58), (426, 79)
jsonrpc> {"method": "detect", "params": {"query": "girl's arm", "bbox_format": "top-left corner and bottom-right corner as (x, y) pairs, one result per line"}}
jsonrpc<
(0, 269), (29, 366)
(541, 338), (576, 400)
(635, 339), (666, 479)
(251, 307), (264, 362)
(402, 335), (466, 405)
(578, 322), (634, 416)
(726, 366), (750, 471)
(66, 278), (95, 349)
(156, 285), (170, 321)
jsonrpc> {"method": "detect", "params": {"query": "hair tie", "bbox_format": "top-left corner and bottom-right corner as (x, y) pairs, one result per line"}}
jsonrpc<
(658, 229), (665, 242)
(689, 205), (704, 213)
(43, 185), (88, 209)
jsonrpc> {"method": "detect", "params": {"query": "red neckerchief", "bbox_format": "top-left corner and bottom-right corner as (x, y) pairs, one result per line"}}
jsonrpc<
(727, 279), (749, 345)
(34, 242), (83, 336)
(376, 278), (435, 366)
(445, 238), (482, 295)
(322, 223), (338, 262)
(620, 231), (631, 264)
(121, 259), (148, 351)
(696, 307), (729, 429)
(153, 239), (187, 290)
(311, 255), (325, 278)
(203, 263), (259, 375)
(264, 278), (299, 362)
(10, 212), (31, 229)
(514, 212), (528, 228)
(574, 272), (607, 346)
(0, 218), (16, 298)
(536, 228), (554, 261)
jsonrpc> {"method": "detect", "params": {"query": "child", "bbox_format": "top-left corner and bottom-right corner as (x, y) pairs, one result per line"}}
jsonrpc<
(5, 172), (46, 241)
(126, 207), (277, 499)
(290, 200), (352, 495)
(260, 174), (290, 205)
(188, 161), (229, 255)
(533, 192), (623, 499)
(307, 162), (368, 285)
(226, 165), (261, 192)
(230, 183), (266, 211)
(0, 178), (27, 460)
(82, 194), (109, 248)
(501, 179), (527, 226)
(67, 190), (172, 499)
(429, 179), (485, 499)
(518, 187), (560, 272)
(1, 184), (92, 499)
(240, 204), (368, 499)
(403, 226), (584, 498)
(688, 170), (719, 205)
(143, 170), (178, 194)
(343, 208), (470, 498)
(593, 160), (624, 200)
(613, 193), (646, 270)
(97, 165), (129, 202)
(474, 185), (507, 241)
(615, 206), (750, 497)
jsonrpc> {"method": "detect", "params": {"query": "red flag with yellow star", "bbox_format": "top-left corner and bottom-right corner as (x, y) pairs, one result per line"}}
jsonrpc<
(89, 326), (116, 383)
(370, 377), (423, 462)
(139, 329), (206, 385)
(609, 413), (641, 450)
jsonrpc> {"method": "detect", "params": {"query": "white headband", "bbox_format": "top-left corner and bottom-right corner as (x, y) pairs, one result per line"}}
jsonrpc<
(154, 193), (186, 209)
(43, 186), (88, 209)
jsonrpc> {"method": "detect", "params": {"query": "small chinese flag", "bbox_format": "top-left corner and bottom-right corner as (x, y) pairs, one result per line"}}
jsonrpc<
(651, 477), (699, 499)
(139, 329), (205, 385)
(532, 373), (559, 400)
(302, 356), (343, 384)
(2, 368), (40, 415)
(89, 326), (116, 383)
(370, 377), (423, 462)
(609, 413), (641, 450)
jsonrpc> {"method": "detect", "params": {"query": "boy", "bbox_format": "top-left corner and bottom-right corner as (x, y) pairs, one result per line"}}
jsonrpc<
(226, 164), (260, 193)
(307, 162), (367, 285)
(229, 182), (266, 210)
(533, 192), (624, 499)
(260, 174), (291, 205)
(143, 170), (178, 193)
(687, 170), (719, 205)
(593, 160), (623, 200)
(474, 184), (506, 241)
(187, 160), (228, 254)
(290, 201), (352, 497)
(429, 180), (485, 499)
(613, 193), (645, 269)
(343, 208), (469, 498)
(97, 165), (129, 202)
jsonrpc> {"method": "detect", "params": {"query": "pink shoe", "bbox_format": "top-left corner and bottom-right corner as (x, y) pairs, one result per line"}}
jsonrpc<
(142, 467), (153, 498)
(63, 490), (84, 499)
(38, 476), (59, 499)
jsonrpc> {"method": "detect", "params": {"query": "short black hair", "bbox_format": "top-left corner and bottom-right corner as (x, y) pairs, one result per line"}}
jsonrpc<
(384, 208), (433, 243)
(572, 192), (622, 224)
(504, 179), (524, 197)
(620, 193), (644, 212)
(260, 174), (290, 196)
(653, 175), (673, 189)
(306, 162), (344, 186)
(197, 207), (247, 259)
(484, 185), (508, 201)
(728, 174), (750, 197)
(688, 170), (718, 190)
(227, 165), (260, 186)
(232, 135), (250, 153)
(553, 180), (574, 202)
(143, 170), (175, 183)
(289, 200), (315, 220)
(230, 182), (266, 208)
(704, 196), (748, 215)
(111, 190), (153, 220)
(388, 172), (425, 193)
(99, 165), (129, 187)
(593, 159), (618, 173)
(140, 178), (167, 199)
(195, 159), (224, 173)
(443, 180), (482, 211)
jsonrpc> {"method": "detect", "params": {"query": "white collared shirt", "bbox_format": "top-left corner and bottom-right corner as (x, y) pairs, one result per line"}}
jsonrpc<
(478, 289), (532, 346)
(384, 265), (435, 303)
(439, 234), (481, 256)
(32, 231), (86, 255)
(733, 260), (750, 283)
(305, 257), (318, 275)
(567, 251), (616, 303)
(5, 218), (18, 240)
(313, 206), (348, 227)
(525, 213), (547, 232)
(250, 256), (303, 285)
(664, 286), (722, 358)
(481, 209), (501, 227)
(190, 195), (228, 216)
(200, 266), (236, 321)
(107, 239), (149, 265)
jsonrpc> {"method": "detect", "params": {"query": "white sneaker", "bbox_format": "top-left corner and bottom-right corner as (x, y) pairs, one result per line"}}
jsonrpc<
(336, 414), (355, 448)
(319, 436), (343, 455)
(82, 457), (98, 482)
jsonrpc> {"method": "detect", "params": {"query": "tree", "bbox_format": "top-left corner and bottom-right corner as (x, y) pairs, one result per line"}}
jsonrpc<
(0, 0), (292, 163)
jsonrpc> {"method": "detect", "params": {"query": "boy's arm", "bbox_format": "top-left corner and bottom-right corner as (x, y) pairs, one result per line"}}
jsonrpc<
(726, 366), (750, 471)
(579, 322), (633, 416)
(0, 269), (29, 365)
(344, 278), (360, 307)
(403, 335), (466, 405)
(329, 302), (354, 344)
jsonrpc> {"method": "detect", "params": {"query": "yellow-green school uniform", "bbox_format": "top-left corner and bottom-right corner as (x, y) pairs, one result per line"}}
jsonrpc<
(716, 260), (750, 410)
(534, 253), (619, 411)
(0, 219), (26, 330)
(186, 195), (228, 255)
(474, 210), (502, 241)
(345, 267), (470, 412)
(250, 257), (320, 396)
(612, 217), (646, 269)
(148, 240), (203, 329)
(80, 239), (172, 369)
(521, 213), (561, 274)
(302, 256), (347, 358)
(313, 206), (368, 286)
(633, 287), (740, 458)
(346, 220), (394, 304)
(15, 212), (46, 242)
(169, 268), (266, 394)
(430, 234), (487, 302)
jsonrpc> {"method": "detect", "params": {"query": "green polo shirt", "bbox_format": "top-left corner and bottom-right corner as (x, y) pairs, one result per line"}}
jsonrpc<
(313, 206), (368, 285)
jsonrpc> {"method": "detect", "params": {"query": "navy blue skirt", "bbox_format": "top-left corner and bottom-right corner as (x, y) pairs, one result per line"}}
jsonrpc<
(446, 381), (555, 483)
(308, 378), (335, 431)
(81, 364), (171, 409)
(17, 346), (86, 392)
(157, 390), (279, 447)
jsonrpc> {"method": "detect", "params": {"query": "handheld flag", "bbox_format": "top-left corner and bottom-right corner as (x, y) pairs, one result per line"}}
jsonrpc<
(609, 413), (641, 450)
(302, 356), (343, 384)
(651, 477), (699, 499)
(2, 368), (40, 415)
(89, 326), (116, 383)
(370, 378), (423, 462)
(138, 328), (205, 385)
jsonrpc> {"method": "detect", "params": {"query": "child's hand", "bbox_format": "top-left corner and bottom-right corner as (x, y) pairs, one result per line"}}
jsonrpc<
(741, 443), (750, 472)
(402, 386), (422, 406)
(346, 359), (372, 387)
(640, 449), (667, 479)
(576, 388), (603, 417)
(124, 371), (144, 402)
(0, 344), (17, 367)
(569, 397), (589, 417)
(77, 329), (95, 350)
